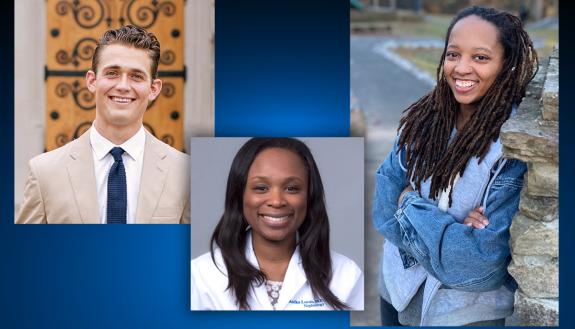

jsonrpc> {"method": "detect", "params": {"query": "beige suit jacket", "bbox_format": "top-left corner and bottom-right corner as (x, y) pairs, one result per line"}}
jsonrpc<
(16, 129), (190, 224)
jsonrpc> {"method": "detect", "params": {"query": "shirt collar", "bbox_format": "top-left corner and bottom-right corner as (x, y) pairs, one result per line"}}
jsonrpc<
(90, 125), (146, 161)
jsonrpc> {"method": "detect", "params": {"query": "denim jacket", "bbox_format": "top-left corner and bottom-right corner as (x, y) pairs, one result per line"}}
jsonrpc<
(373, 136), (526, 325)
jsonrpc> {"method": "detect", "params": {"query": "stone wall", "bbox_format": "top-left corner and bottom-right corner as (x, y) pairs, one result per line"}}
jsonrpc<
(500, 47), (559, 326)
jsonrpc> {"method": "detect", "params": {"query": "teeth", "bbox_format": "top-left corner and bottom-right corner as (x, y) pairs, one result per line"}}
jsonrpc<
(455, 80), (476, 88)
(111, 96), (132, 103)
(262, 215), (289, 222)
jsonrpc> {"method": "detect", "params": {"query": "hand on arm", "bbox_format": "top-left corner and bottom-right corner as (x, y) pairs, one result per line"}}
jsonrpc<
(395, 160), (526, 292)
(463, 206), (489, 229)
(398, 185), (413, 208)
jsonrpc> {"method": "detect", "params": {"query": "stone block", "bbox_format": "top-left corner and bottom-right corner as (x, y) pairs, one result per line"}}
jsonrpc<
(525, 63), (547, 97)
(510, 213), (558, 257)
(509, 255), (558, 298)
(501, 103), (558, 163)
(514, 292), (558, 326)
(519, 190), (558, 222)
(542, 56), (559, 121)
(527, 162), (558, 197)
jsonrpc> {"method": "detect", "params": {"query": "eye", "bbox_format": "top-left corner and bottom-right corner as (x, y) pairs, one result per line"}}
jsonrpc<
(473, 54), (490, 62)
(104, 70), (119, 77)
(131, 73), (145, 80)
(285, 185), (301, 193)
(252, 185), (268, 193)
(445, 52), (459, 60)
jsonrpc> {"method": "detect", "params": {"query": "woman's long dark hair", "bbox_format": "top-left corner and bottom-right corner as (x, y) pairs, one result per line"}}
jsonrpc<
(398, 6), (538, 205)
(210, 138), (348, 310)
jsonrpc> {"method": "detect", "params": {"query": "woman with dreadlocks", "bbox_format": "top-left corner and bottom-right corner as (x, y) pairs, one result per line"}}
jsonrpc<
(372, 7), (537, 326)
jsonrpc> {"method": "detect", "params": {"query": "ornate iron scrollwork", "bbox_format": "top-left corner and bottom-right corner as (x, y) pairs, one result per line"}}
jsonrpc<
(144, 125), (176, 147)
(126, 0), (176, 29)
(54, 121), (92, 147)
(147, 81), (175, 110)
(161, 134), (174, 146)
(160, 50), (175, 65)
(55, 80), (95, 111)
(72, 121), (93, 139)
(55, 37), (98, 67)
(48, 0), (185, 152)
(55, 0), (106, 29)
(161, 82), (175, 97)
(55, 133), (70, 147)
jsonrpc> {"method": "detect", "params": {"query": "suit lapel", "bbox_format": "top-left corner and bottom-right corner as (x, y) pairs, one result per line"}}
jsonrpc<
(135, 131), (168, 223)
(66, 130), (100, 223)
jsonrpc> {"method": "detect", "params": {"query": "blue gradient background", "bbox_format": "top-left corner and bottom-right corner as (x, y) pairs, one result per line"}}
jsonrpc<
(2, 0), (352, 328)
(2, 0), (572, 328)
(215, 1), (349, 137)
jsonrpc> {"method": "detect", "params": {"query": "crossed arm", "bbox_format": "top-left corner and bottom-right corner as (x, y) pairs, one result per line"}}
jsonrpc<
(372, 140), (525, 292)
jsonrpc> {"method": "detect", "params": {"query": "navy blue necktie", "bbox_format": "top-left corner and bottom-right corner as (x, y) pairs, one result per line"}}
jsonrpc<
(107, 147), (127, 224)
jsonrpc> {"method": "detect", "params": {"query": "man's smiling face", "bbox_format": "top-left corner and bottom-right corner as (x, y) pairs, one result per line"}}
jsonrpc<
(86, 44), (162, 133)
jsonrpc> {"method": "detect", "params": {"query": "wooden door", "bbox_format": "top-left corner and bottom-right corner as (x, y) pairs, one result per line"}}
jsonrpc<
(45, 0), (185, 151)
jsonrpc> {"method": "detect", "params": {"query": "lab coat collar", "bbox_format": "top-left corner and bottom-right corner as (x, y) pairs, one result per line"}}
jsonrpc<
(245, 231), (307, 310)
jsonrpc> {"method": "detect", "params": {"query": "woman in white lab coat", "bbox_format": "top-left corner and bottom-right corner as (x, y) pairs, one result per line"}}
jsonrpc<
(191, 138), (364, 310)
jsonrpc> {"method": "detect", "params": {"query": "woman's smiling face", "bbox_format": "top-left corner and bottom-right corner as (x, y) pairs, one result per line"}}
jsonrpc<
(443, 15), (504, 108)
(243, 148), (308, 245)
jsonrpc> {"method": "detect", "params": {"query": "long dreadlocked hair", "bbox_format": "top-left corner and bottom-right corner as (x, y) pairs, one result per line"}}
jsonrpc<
(398, 6), (538, 205)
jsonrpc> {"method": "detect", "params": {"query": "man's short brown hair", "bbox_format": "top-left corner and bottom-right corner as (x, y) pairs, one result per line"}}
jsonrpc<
(91, 25), (161, 79)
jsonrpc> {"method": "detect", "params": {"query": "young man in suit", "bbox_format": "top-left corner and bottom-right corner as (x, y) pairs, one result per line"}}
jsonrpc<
(16, 25), (190, 224)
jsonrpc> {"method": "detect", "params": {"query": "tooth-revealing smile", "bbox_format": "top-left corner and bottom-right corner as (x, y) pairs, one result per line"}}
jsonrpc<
(454, 79), (477, 89)
(109, 96), (134, 104)
(259, 214), (292, 225)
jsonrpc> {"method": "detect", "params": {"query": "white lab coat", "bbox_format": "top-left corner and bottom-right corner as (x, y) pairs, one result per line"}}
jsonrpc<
(191, 233), (364, 310)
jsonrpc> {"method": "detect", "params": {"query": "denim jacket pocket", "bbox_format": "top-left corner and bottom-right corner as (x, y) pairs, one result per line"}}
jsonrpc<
(492, 176), (524, 189)
(490, 159), (526, 190)
(399, 248), (418, 269)
(396, 206), (428, 259)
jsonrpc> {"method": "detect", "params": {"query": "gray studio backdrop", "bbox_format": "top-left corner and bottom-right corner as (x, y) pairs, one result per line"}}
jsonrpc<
(190, 137), (364, 272)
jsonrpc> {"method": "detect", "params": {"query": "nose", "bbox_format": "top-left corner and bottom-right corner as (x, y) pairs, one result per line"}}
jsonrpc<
(115, 73), (130, 91)
(454, 57), (473, 75)
(267, 188), (286, 208)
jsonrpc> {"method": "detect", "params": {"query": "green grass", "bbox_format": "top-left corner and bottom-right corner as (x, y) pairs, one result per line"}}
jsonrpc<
(385, 14), (451, 39)
(526, 26), (559, 59)
(386, 15), (558, 74)
(393, 47), (443, 78)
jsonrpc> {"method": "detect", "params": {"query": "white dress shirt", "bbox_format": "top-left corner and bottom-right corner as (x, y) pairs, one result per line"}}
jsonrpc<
(90, 125), (145, 223)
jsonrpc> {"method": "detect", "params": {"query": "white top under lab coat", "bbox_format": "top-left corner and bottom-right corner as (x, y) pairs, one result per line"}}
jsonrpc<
(191, 233), (364, 310)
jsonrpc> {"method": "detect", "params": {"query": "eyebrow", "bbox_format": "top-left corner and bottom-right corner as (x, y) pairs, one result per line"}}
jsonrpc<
(249, 176), (305, 181)
(447, 44), (493, 54)
(101, 65), (148, 75)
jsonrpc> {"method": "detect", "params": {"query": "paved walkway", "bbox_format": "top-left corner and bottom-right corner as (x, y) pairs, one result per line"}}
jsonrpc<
(350, 35), (433, 326)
